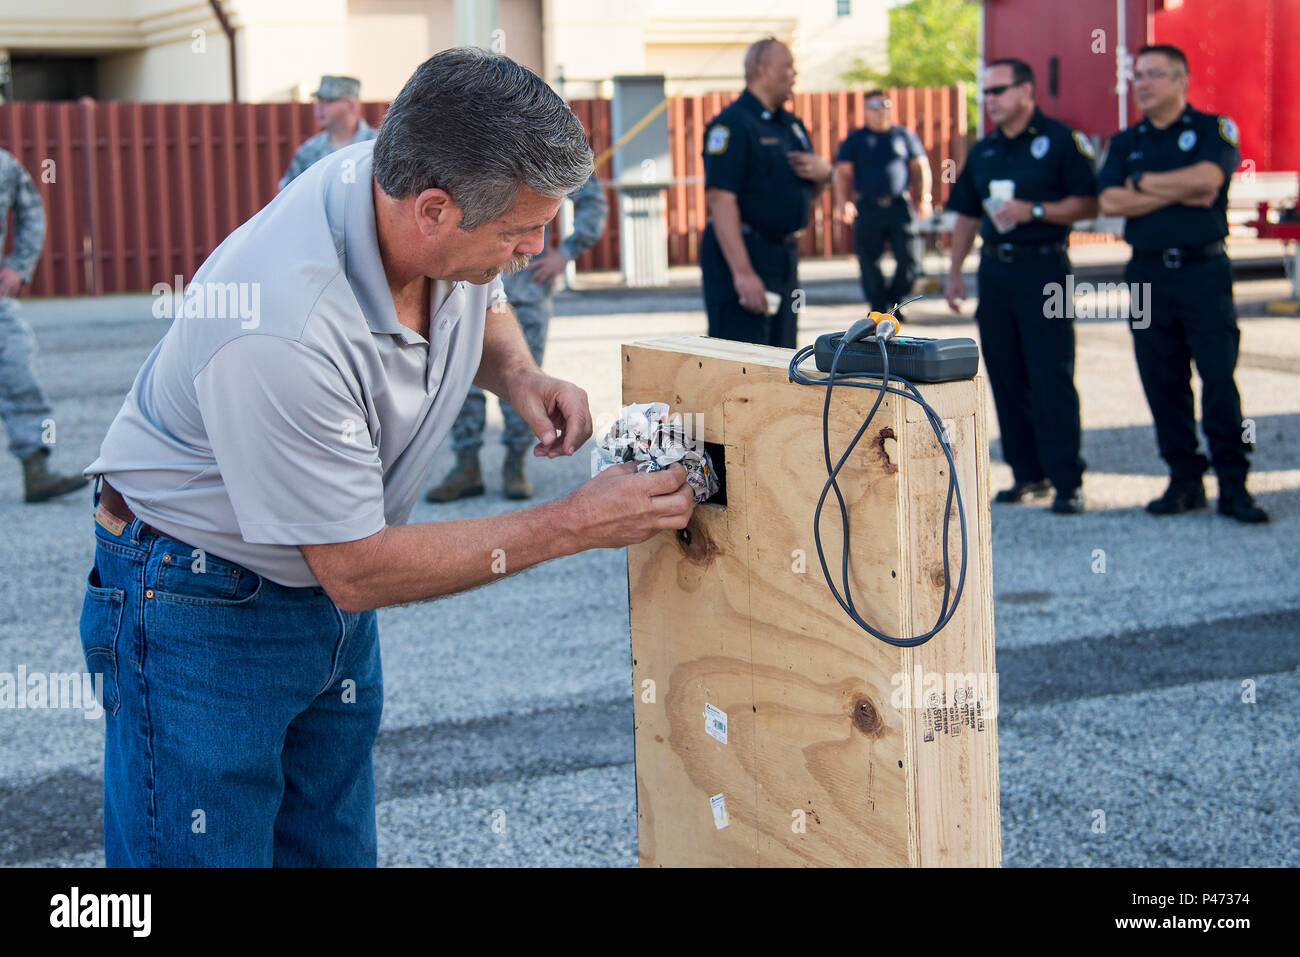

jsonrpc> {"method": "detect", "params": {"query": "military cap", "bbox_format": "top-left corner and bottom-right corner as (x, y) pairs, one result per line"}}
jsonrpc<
(313, 75), (361, 100)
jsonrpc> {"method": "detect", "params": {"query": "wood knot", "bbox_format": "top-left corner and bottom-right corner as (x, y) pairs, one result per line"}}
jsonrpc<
(875, 427), (899, 474)
(851, 696), (885, 737)
(676, 515), (719, 565)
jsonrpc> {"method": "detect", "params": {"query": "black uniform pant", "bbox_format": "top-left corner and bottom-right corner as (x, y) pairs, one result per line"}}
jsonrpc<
(975, 250), (1085, 493)
(853, 196), (916, 311)
(700, 222), (799, 349)
(1126, 253), (1249, 483)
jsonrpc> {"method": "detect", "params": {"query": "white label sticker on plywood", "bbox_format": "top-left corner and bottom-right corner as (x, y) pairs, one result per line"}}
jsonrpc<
(704, 703), (728, 744)
(710, 793), (729, 830)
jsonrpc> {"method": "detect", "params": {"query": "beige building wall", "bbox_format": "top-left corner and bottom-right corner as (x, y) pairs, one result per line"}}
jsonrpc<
(98, 31), (234, 101)
(343, 0), (543, 102)
(546, 0), (888, 98)
(0, 0), (886, 102)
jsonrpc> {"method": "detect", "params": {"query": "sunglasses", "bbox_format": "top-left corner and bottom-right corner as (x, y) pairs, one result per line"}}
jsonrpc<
(866, 98), (892, 109)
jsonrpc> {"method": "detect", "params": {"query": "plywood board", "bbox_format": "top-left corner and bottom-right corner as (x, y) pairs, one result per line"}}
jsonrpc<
(625, 336), (999, 867)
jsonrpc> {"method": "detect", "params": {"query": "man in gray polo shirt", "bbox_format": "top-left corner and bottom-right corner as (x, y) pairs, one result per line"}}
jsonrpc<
(79, 49), (694, 868)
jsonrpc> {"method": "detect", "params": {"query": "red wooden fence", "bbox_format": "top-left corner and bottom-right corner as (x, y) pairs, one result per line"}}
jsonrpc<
(1, 88), (968, 298)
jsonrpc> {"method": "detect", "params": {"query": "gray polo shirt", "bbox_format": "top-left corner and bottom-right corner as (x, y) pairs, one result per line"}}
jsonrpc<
(86, 140), (506, 587)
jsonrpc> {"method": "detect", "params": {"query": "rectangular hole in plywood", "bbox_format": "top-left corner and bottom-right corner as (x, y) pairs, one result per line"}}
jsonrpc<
(703, 441), (727, 508)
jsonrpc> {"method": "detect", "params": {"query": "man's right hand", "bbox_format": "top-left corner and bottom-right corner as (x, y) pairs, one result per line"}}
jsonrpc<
(564, 461), (696, 549)
(733, 269), (768, 314)
(945, 272), (967, 314)
(0, 266), (25, 299)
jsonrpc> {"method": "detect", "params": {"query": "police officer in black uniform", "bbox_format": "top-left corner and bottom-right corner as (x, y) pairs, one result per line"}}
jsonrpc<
(834, 90), (932, 314)
(700, 37), (833, 348)
(945, 58), (1099, 515)
(1098, 44), (1267, 523)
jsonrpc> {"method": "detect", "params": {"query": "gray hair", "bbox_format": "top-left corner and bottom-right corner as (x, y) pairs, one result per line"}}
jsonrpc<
(373, 48), (593, 230)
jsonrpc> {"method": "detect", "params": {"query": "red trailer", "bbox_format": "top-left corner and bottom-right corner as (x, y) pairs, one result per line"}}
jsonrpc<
(979, 0), (1299, 172)
(978, 0), (1299, 308)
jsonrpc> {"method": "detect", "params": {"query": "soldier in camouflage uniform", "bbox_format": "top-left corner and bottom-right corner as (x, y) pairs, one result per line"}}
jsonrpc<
(0, 148), (89, 502)
(279, 75), (378, 191)
(428, 173), (608, 501)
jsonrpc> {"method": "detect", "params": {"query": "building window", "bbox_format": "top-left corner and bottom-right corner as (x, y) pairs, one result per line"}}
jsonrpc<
(837, 0), (851, 15)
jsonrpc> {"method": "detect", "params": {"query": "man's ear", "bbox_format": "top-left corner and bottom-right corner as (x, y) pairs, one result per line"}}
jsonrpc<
(413, 188), (460, 236)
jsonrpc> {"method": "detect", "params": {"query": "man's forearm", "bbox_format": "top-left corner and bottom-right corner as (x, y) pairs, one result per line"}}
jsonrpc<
(707, 191), (756, 277)
(1041, 195), (1099, 225)
(948, 214), (979, 273)
(1099, 186), (1170, 218)
(1139, 163), (1224, 201)
(909, 158), (932, 208)
(319, 499), (582, 612)
(473, 302), (537, 398)
(833, 166), (853, 211)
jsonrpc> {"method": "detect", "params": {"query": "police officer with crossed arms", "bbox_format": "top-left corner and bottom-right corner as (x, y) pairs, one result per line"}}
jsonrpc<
(1098, 43), (1267, 523)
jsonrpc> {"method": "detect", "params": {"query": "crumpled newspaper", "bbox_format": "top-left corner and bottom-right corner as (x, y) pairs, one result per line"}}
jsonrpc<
(591, 402), (719, 504)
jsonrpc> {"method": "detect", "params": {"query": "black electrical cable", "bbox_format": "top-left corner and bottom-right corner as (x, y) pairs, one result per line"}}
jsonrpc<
(787, 336), (967, 647)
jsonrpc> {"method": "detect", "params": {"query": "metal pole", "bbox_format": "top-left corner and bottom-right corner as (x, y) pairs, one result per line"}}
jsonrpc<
(1116, 0), (1129, 130)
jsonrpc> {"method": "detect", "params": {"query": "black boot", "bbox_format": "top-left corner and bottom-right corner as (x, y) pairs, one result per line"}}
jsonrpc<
(1146, 477), (1207, 515)
(993, 478), (1051, 504)
(1050, 486), (1085, 514)
(1217, 480), (1269, 524)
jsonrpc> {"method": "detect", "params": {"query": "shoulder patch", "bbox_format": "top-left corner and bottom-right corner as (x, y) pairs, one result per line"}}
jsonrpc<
(1072, 130), (1097, 159)
(706, 126), (730, 155)
(1218, 115), (1239, 147)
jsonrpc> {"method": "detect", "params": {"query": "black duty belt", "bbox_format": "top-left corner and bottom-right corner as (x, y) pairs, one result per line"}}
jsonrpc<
(739, 221), (800, 245)
(1131, 241), (1226, 269)
(857, 194), (907, 208)
(983, 242), (1067, 264)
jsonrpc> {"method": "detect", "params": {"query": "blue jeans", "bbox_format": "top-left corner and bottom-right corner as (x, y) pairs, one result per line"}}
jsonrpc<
(78, 482), (383, 866)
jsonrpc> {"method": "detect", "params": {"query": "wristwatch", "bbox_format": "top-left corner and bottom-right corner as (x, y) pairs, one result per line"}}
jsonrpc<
(1031, 203), (1045, 221)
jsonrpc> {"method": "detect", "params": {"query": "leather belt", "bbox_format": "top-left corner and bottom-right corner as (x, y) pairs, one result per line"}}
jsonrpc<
(739, 221), (800, 245)
(858, 194), (906, 207)
(984, 242), (1067, 264)
(1131, 240), (1226, 269)
(97, 479), (162, 537)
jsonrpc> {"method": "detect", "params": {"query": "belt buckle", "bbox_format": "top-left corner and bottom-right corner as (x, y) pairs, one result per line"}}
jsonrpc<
(996, 243), (1016, 263)
(876, 196), (892, 207)
(1162, 247), (1183, 269)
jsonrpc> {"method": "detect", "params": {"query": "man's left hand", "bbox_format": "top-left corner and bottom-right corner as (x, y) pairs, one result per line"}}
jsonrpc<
(506, 368), (593, 457)
(991, 198), (1033, 232)
(0, 267), (25, 299)
(788, 151), (832, 183)
(526, 250), (570, 287)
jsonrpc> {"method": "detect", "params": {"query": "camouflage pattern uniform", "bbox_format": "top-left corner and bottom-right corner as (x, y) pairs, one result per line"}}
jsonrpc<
(450, 173), (609, 452)
(279, 118), (377, 191)
(0, 148), (56, 460)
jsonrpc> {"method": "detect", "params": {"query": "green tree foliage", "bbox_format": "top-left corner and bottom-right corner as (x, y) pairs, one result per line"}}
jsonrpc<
(842, 0), (979, 89)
